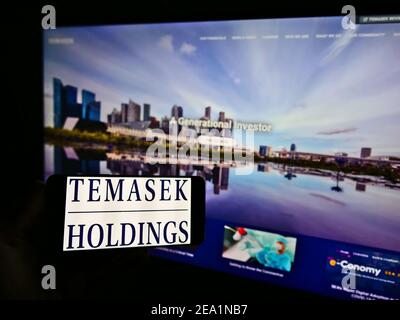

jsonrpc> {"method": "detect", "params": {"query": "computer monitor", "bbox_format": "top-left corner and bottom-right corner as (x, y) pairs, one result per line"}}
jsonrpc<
(43, 16), (400, 300)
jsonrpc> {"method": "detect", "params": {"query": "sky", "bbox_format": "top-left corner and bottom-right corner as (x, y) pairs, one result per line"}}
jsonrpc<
(43, 17), (400, 156)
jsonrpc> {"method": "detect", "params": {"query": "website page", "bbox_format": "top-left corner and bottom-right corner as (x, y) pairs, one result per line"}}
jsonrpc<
(43, 16), (400, 300)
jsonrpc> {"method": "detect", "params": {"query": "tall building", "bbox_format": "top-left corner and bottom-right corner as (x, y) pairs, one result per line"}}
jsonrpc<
(63, 85), (78, 106)
(81, 90), (95, 119)
(128, 100), (141, 122)
(289, 143), (297, 160)
(258, 145), (272, 157)
(107, 108), (122, 124)
(205, 106), (211, 119)
(218, 111), (225, 122)
(161, 116), (170, 133)
(63, 85), (81, 120)
(121, 103), (129, 122)
(53, 78), (81, 128)
(121, 101), (141, 122)
(171, 105), (183, 120)
(53, 78), (64, 128)
(360, 147), (372, 158)
(259, 145), (267, 157)
(86, 101), (101, 121)
(52, 78), (106, 127)
(143, 103), (151, 121)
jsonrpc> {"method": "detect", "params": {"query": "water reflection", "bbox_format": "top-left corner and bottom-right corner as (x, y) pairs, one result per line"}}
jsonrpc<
(356, 183), (366, 192)
(45, 145), (400, 251)
(46, 145), (232, 195)
(45, 145), (399, 195)
(53, 145), (104, 175)
(284, 167), (297, 180)
(331, 172), (343, 192)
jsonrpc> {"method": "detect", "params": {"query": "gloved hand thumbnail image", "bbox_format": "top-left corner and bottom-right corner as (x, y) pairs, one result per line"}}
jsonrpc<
(222, 225), (297, 272)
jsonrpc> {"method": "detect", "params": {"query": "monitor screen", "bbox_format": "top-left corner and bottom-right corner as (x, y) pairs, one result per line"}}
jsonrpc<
(43, 16), (400, 300)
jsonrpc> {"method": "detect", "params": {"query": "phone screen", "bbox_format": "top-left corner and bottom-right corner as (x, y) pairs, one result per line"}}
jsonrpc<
(45, 175), (205, 252)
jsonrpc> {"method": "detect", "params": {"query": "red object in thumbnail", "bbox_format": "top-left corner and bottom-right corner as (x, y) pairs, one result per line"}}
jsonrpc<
(237, 227), (247, 235)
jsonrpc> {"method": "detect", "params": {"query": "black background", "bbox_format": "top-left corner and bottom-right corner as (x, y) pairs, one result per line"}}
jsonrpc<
(2, 0), (399, 316)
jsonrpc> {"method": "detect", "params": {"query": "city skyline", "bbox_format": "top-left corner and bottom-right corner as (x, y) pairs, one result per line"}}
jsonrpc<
(53, 78), (101, 127)
(44, 16), (400, 156)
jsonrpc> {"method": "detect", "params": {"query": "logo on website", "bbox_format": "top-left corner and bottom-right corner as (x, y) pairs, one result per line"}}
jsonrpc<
(329, 259), (381, 277)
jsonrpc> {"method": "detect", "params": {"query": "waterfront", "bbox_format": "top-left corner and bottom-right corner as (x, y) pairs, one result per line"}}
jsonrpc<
(207, 164), (400, 252)
(45, 144), (400, 252)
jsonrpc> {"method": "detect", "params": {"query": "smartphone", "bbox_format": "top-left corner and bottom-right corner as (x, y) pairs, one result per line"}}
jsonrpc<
(45, 175), (205, 252)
